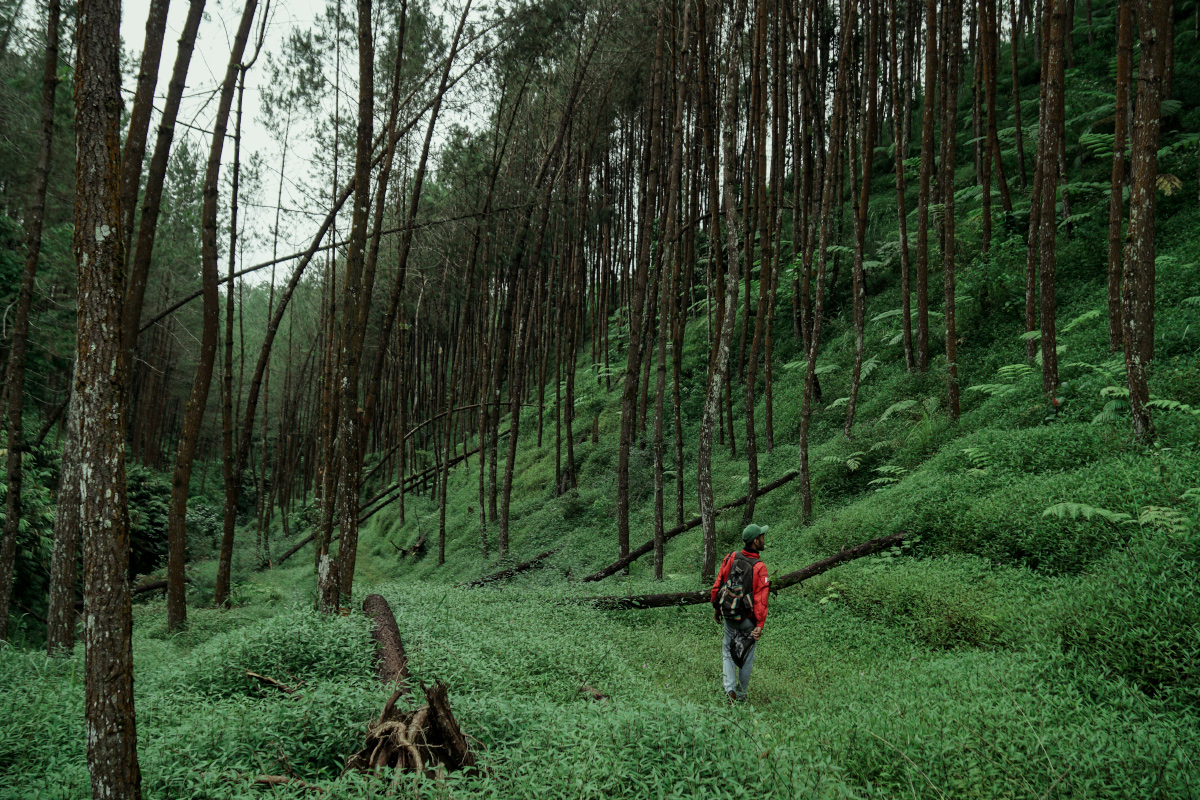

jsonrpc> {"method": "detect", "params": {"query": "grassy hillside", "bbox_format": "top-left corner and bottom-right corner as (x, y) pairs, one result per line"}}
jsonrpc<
(6, 114), (1200, 800)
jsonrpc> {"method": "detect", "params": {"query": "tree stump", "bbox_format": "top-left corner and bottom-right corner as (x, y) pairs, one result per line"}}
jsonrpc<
(345, 682), (477, 779)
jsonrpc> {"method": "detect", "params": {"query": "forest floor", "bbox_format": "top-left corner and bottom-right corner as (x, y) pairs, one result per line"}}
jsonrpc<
(4, 206), (1200, 798)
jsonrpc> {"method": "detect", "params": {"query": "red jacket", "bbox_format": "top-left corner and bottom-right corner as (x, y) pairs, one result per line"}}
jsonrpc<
(709, 549), (770, 628)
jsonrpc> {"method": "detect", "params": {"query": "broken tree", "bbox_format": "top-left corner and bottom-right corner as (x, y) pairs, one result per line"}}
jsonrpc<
(578, 532), (906, 609)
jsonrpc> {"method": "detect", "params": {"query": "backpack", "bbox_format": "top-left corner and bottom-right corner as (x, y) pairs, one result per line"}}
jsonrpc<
(717, 552), (756, 623)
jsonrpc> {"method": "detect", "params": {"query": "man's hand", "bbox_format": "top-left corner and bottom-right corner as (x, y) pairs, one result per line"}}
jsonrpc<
(751, 626), (762, 641)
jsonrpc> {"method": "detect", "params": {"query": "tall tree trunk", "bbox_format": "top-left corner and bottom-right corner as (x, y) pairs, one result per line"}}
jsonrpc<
(1036, 0), (1066, 400)
(118, 0), (171, 255)
(845, 0), (879, 436)
(618, 10), (666, 566)
(942, 0), (963, 419)
(214, 60), (254, 608)
(1107, 0), (1132, 352)
(74, 0), (142, 793)
(1123, 0), (1172, 441)
(120, 0), (207, 385)
(1009, 0), (1029, 188)
(802, 0), (858, 522)
(699, 0), (746, 582)
(327, 0), (383, 607)
(888, 0), (915, 373)
(0, 0), (60, 643)
(166, 0), (260, 631)
(914, 0), (938, 372)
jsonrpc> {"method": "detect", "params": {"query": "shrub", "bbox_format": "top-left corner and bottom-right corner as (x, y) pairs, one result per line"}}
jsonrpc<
(1059, 528), (1200, 704)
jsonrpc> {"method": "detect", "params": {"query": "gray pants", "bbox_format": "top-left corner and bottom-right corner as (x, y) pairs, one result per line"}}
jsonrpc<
(722, 618), (757, 699)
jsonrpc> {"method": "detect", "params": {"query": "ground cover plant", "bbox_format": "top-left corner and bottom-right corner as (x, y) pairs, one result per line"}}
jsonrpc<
(2, 0), (1200, 795)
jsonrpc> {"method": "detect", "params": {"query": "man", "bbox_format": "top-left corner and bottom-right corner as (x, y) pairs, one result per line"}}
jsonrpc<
(710, 523), (770, 702)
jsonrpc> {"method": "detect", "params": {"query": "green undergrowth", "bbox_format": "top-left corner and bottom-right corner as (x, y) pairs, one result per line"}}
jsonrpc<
(6, 148), (1200, 800)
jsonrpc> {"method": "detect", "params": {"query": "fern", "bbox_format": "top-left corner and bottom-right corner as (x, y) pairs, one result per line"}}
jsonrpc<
(1145, 399), (1200, 417)
(879, 399), (917, 422)
(859, 355), (881, 382)
(825, 396), (850, 411)
(1061, 308), (1102, 333)
(1042, 502), (1133, 526)
(961, 447), (993, 473)
(868, 464), (908, 492)
(996, 364), (1035, 382)
(822, 451), (866, 471)
(1137, 506), (1190, 536)
(1092, 398), (1125, 425)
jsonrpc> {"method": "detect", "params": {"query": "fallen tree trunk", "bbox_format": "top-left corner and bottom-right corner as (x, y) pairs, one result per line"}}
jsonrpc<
(72, 577), (191, 609)
(459, 546), (562, 588)
(363, 593), (411, 688)
(273, 533), (315, 567)
(346, 595), (477, 781)
(577, 532), (906, 610)
(581, 471), (799, 582)
(358, 427), (512, 523)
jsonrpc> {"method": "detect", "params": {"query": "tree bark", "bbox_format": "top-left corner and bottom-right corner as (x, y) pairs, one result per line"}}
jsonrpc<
(1107, 0), (1133, 352)
(363, 593), (410, 688)
(942, 0), (963, 419)
(166, 0), (260, 631)
(1122, 0), (1172, 441)
(845, 0), (879, 436)
(914, 0), (938, 372)
(699, 0), (747, 582)
(888, 0), (915, 373)
(74, 0), (142, 792)
(118, 0), (171, 256)
(120, 0), (207, 385)
(1036, 0), (1067, 400)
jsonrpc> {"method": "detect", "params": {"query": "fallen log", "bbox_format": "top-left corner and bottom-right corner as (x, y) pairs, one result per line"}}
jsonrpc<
(359, 427), (512, 524)
(459, 546), (563, 588)
(577, 532), (906, 610)
(345, 596), (477, 781)
(273, 533), (315, 567)
(73, 577), (192, 610)
(581, 471), (799, 582)
(363, 594), (411, 688)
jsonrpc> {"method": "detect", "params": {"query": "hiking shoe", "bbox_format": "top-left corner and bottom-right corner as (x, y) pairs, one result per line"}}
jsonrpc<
(727, 691), (738, 703)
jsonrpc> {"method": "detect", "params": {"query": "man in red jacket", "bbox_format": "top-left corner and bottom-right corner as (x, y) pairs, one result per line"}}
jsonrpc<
(710, 523), (770, 702)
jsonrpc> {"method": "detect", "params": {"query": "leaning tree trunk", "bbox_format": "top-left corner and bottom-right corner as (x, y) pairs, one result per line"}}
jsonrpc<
(165, 0), (260, 631)
(0, 0), (60, 644)
(120, 0), (207, 387)
(117, 0), (170, 256)
(74, 0), (142, 794)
